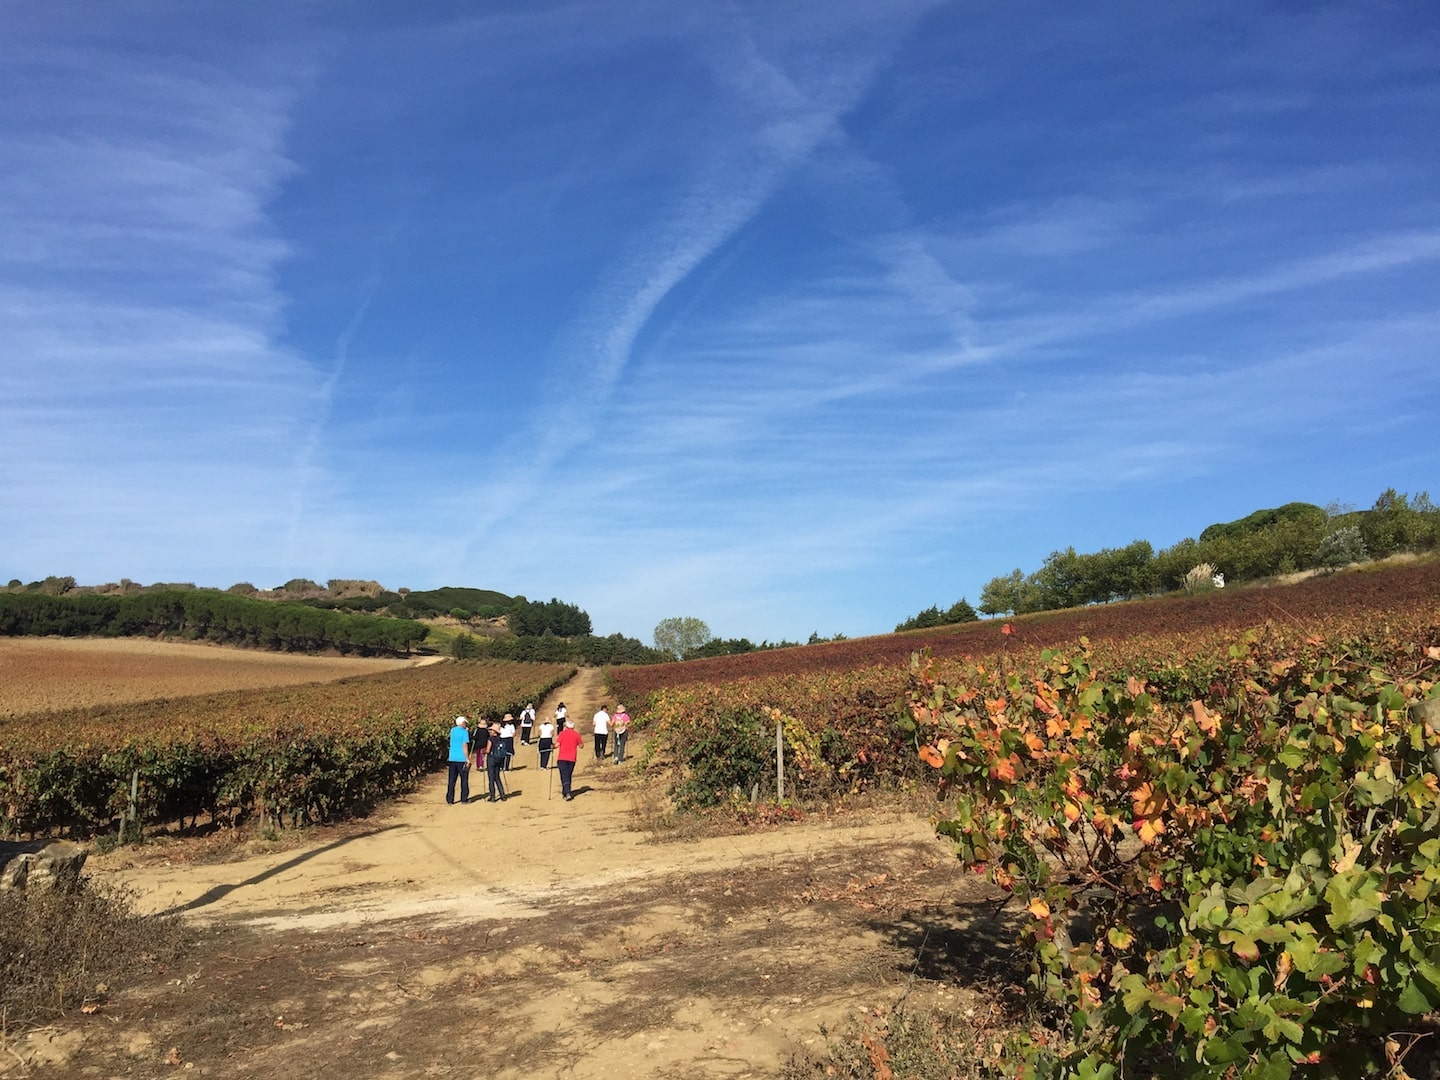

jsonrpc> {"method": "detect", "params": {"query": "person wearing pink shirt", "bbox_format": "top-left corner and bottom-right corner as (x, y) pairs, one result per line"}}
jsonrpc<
(611, 705), (631, 764)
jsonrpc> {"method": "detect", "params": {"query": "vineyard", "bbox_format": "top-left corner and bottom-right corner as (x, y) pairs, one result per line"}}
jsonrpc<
(611, 562), (1440, 1074)
(0, 659), (572, 837)
(611, 560), (1440, 698)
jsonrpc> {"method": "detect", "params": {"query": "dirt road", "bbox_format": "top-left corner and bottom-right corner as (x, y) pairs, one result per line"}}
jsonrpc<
(13, 669), (1006, 1079)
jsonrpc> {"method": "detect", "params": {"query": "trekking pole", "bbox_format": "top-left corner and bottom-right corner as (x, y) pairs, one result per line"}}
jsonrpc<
(548, 754), (555, 800)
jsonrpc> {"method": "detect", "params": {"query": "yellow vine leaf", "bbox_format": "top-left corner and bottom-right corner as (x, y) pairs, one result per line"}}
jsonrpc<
(1332, 837), (1362, 874)
(1192, 700), (1219, 736)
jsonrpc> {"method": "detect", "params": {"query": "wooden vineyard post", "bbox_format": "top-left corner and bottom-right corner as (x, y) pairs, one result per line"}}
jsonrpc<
(118, 769), (140, 845)
(776, 720), (785, 802)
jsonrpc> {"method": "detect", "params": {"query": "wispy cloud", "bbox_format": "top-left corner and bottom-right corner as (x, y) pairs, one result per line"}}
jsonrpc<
(455, 1), (947, 544)
(0, 12), (325, 585)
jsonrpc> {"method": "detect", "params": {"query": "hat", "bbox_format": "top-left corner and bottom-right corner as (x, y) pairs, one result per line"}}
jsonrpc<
(456, 716), (469, 726)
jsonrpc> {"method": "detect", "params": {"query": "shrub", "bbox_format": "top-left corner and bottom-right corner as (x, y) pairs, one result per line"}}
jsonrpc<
(0, 878), (188, 1031)
(1315, 525), (1369, 570)
(672, 709), (774, 809)
(1181, 562), (1218, 594)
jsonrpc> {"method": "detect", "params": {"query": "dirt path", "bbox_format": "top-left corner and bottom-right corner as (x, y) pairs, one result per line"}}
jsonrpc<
(95, 668), (652, 929)
(12, 669), (1009, 1079)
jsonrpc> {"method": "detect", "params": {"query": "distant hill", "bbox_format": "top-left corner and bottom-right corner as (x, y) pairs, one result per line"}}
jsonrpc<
(0, 577), (602, 648)
(1198, 502), (1326, 542)
(4, 577), (515, 620)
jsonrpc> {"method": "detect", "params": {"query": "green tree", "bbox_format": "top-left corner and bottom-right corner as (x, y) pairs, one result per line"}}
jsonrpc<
(1033, 547), (1090, 609)
(979, 569), (1022, 616)
(1314, 525), (1368, 570)
(1091, 540), (1156, 601)
(980, 569), (1045, 616)
(896, 598), (979, 632)
(944, 597), (979, 623)
(653, 616), (712, 660)
(1358, 488), (1435, 558)
(507, 597), (592, 637)
(36, 575), (77, 596)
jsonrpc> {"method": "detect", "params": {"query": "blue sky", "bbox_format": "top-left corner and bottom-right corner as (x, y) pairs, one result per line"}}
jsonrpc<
(3, 2), (1438, 644)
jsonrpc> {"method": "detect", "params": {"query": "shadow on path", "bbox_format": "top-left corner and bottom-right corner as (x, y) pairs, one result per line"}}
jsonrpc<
(160, 824), (406, 915)
(874, 898), (1026, 988)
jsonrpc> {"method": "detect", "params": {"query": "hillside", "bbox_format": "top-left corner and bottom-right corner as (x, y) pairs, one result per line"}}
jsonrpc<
(611, 557), (1440, 699)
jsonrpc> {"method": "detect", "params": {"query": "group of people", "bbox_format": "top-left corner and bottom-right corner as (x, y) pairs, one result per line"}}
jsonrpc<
(445, 701), (631, 805)
(589, 703), (632, 764)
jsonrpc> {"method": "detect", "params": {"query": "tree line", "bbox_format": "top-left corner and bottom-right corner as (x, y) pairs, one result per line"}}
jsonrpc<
(0, 589), (430, 657)
(894, 598), (979, 633)
(4, 577), (596, 643)
(974, 489), (1438, 617)
(449, 630), (665, 665)
(647, 616), (846, 661)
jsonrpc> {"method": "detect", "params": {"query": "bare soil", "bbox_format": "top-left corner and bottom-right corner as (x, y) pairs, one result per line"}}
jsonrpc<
(4, 669), (1017, 1079)
(0, 637), (423, 717)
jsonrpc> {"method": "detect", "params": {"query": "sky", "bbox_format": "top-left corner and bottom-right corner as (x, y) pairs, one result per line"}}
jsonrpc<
(2, 2), (1438, 644)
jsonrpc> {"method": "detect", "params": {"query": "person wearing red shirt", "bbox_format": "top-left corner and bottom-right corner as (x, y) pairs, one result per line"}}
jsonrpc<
(555, 718), (584, 801)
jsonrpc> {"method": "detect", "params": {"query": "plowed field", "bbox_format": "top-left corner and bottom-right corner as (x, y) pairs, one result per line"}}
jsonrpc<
(0, 637), (420, 717)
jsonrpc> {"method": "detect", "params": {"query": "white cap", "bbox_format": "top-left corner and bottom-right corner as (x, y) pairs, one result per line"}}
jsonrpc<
(456, 716), (468, 726)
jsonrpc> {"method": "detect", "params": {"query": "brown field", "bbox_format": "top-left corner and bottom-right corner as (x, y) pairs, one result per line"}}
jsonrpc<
(0, 637), (420, 718)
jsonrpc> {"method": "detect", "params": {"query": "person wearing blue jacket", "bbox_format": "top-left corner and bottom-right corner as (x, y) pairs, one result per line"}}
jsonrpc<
(445, 717), (471, 804)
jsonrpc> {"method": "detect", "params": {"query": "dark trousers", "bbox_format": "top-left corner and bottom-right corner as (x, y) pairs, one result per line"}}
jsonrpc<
(486, 757), (507, 800)
(538, 737), (553, 769)
(520, 725), (533, 745)
(446, 761), (469, 804)
(593, 733), (608, 760)
(558, 759), (576, 797)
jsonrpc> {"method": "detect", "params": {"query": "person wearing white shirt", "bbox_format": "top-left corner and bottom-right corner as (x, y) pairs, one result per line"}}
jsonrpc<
(499, 714), (517, 772)
(592, 706), (610, 762)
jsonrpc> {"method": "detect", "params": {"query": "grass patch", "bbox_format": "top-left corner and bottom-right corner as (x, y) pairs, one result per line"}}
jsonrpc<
(0, 877), (190, 1034)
